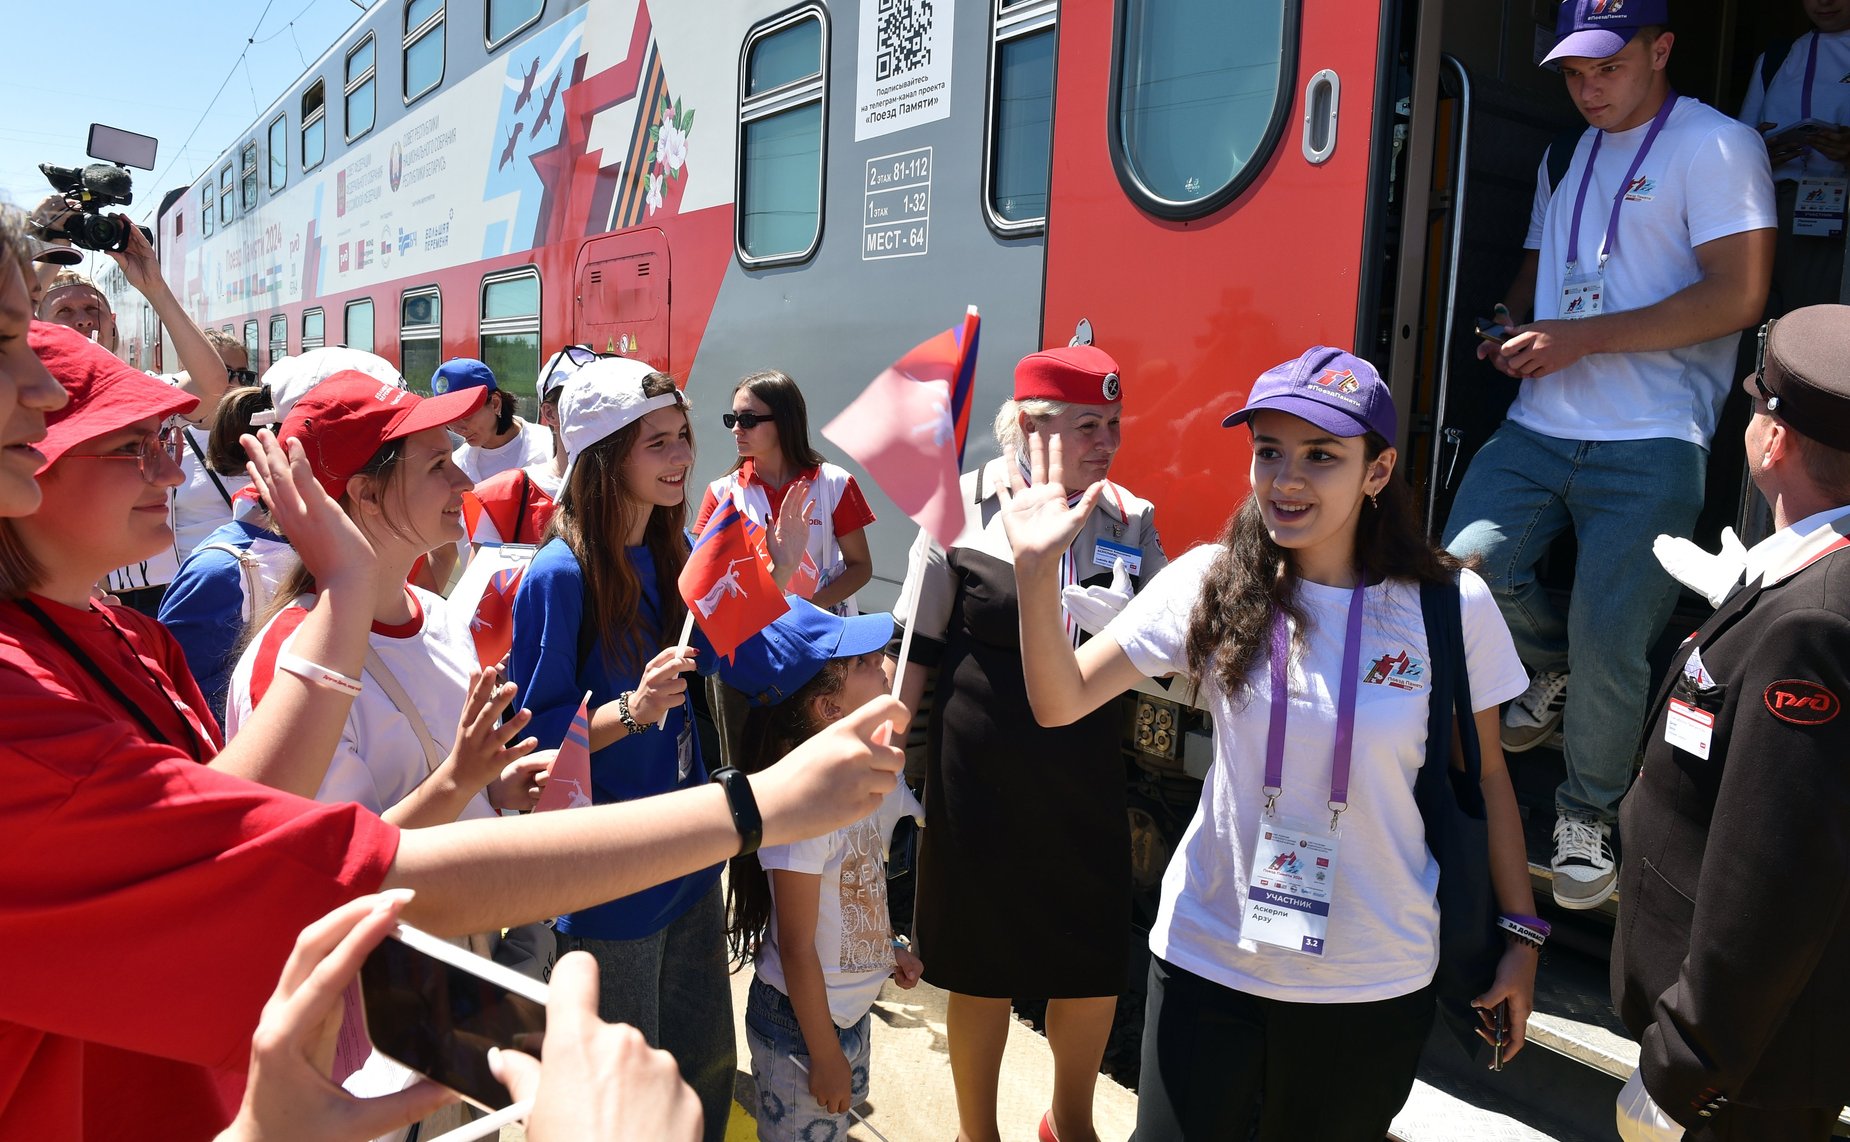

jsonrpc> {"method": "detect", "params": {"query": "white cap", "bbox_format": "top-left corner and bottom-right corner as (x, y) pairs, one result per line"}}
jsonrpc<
(253, 347), (406, 426)
(558, 356), (685, 480)
(538, 346), (587, 402)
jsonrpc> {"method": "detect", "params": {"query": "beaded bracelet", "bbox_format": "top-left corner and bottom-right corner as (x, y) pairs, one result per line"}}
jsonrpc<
(615, 690), (646, 735)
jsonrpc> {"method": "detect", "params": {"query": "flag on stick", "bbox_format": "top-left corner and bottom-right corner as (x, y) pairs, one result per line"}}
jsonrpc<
(534, 691), (595, 812)
(677, 500), (788, 660)
(822, 306), (979, 549)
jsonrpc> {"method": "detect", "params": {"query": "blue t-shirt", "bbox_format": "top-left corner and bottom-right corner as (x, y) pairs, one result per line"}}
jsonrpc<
(510, 536), (721, 939)
(157, 519), (288, 724)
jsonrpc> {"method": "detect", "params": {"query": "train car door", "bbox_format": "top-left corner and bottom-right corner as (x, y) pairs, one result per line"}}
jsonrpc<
(1041, 0), (1440, 551)
(574, 228), (671, 373)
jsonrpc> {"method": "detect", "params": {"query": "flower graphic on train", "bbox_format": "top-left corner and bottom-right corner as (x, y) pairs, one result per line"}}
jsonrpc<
(644, 93), (695, 215)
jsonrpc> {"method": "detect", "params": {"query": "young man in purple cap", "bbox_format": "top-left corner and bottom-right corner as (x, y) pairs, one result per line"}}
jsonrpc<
(1443, 0), (1777, 908)
(433, 357), (556, 482)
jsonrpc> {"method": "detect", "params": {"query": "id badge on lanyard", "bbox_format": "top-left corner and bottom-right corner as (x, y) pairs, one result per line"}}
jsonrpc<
(1561, 93), (1677, 320)
(1792, 36), (1847, 238)
(1240, 579), (1365, 958)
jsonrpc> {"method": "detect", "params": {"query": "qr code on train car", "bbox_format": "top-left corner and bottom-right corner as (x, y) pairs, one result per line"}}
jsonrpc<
(876, 0), (934, 80)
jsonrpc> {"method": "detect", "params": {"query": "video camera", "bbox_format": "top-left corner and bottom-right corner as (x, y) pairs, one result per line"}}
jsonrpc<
(37, 124), (158, 253)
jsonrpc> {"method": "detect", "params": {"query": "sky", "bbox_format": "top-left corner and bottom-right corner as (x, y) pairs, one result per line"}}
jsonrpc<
(4, 0), (369, 226)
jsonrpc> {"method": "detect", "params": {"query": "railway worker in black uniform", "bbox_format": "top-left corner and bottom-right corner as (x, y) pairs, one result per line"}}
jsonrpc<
(1613, 303), (1850, 1142)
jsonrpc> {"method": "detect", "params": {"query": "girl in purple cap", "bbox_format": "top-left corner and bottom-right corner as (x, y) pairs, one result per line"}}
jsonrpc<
(999, 347), (1538, 1141)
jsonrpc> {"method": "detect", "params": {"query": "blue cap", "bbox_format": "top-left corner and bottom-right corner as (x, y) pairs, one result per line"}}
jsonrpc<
(431, 357), (498, 395)
(1543, 0), (1667, 66)
(724, 598), (895, 707)
(1221, 346), (1398, 440)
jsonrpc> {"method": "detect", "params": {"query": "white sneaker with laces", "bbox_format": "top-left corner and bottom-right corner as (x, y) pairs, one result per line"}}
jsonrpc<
(1551, 815), (1616, 909)
(1502, 669), (1568, 753)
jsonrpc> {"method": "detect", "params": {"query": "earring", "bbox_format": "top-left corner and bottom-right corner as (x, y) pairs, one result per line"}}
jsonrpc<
(1369, 492), (1380, 510)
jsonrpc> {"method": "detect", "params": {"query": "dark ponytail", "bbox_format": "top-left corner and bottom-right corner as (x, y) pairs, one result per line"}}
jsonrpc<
(207, 386), (274, 475)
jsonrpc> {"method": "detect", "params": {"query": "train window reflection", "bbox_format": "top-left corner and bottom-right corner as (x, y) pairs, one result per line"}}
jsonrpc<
(347, 36), (377, 141)
(345, 298), (375, 353)
(1112, 0), (1294, 217)
(987, 8), (1056, 231)
(302, 81), (327, 171)
(268, 114), (287, 192)
(487, 0), (542, 49)
(737, 8), (827, 266)
(405, 0), (446, 104)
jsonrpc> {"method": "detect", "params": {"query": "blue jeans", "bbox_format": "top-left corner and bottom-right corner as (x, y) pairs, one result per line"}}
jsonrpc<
(1442, 421), (1706, 823)
(744, 976), (872, 1142)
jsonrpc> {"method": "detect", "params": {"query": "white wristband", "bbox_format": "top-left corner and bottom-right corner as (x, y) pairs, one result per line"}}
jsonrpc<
(276, 651), (364, 696)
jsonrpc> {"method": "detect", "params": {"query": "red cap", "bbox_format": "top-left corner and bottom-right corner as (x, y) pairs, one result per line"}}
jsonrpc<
(281, 373), (487, 500)
(30, 321), (198, 472)
(1012, 345), (1123, 404)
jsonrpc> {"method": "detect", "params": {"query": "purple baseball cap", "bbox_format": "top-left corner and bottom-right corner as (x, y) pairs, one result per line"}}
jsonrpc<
(1543, 0), (1668, 66)
(1222, 347), (1398, 440)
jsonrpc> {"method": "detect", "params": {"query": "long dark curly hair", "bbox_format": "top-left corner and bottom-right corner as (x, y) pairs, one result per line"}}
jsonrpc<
(723, 659), (850, 969)
(1183, 431), (1464, 701)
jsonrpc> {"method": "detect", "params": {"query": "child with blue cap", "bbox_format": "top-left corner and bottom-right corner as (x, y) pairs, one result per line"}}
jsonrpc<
(722, 598), (924, 1141)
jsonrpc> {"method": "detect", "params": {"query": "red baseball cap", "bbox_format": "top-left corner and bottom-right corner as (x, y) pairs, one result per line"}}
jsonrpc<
(281, 373), (486, 500)
(1013, 345), (1124, 405)
(30, 321), (198, 472)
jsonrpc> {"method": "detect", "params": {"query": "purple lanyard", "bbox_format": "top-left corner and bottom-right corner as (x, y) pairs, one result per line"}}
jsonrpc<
(1264, 577), (1367, 828)
(1803, 32), (1821, 122)
(1565, 91), (1679, 272)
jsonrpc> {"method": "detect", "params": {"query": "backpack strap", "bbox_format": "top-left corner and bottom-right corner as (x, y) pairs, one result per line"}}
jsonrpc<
(363, 647), (445, 775)
(196, 541), (263, 623)
(1419, 574), (1484, 793)
(183, 426), (235, 511)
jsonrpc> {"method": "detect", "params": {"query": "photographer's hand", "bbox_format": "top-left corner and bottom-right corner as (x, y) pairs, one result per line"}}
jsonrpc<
(107, 214), (230, 411)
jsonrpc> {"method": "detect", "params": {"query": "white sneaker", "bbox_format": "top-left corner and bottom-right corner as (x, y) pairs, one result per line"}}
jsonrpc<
(1551, 815), (1616, 909)
(1503, 670), (1568, 753)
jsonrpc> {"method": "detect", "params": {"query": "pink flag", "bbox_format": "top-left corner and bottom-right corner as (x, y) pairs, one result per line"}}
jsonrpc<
(823, 307), (980, 549)
(534, 691), (595, 812)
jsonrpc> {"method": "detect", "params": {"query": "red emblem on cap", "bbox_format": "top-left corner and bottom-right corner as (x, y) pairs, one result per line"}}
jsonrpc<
(1315, 369), (1360, 395)
(1591, 0), (1623, 15)
(1764, 680), (1840, 725)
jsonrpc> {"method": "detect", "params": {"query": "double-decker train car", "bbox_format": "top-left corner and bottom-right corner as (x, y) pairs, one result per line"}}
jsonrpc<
(139, 0), (1811, 926)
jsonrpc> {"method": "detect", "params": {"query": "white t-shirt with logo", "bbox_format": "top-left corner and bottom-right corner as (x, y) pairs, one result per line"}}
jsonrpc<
(1517, 97), (1776, 447)
(1106, 546), (1528, 1004)
(1740, 30), (1850, 181)
(755, 782), (924, 1027)
(453, 418), (555, 484)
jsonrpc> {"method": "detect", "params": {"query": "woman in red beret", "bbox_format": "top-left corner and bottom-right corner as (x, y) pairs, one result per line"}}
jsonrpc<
(895, 345), (1165, 1142)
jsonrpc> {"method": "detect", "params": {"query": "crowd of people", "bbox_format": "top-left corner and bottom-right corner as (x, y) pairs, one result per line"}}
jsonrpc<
(2, 1), (1848, 1140)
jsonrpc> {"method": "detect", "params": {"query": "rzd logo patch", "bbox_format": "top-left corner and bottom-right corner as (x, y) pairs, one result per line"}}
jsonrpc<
(1764, 680), (1841, 725)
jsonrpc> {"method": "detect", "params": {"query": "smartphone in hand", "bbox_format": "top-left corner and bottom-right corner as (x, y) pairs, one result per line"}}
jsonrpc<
(1476, 1001), (1511, 1071)
(1475, 318), (1511, 344)
(360, 923), (550, 1110)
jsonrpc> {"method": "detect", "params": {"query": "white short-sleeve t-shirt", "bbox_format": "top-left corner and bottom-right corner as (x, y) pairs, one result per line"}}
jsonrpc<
(1516, 97), (1776, 447)
(755, 782), (924, 1027)
(453, 418), (556, 484)
(1106, 546), (1528, 1004)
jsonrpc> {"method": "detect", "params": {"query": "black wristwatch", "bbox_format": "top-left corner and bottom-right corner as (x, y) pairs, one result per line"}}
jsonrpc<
(708, 767), (763, 856)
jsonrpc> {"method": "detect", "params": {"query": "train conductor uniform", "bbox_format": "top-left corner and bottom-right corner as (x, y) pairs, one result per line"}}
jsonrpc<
(1612, 304), (1850, 1141)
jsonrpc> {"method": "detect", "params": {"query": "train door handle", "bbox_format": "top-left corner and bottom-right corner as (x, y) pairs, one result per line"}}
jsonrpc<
(1302, 69), (1340, 165)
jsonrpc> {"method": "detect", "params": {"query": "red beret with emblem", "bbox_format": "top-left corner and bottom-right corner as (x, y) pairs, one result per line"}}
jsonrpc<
(1013, 345), (1123, 405)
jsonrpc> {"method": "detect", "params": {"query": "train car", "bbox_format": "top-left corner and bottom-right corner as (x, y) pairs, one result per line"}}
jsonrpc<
(141, 0), (1809, 914)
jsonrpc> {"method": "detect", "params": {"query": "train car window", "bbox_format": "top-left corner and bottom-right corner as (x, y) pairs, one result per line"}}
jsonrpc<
(480, 269), (541, 413)
(202, 186), (214, 239)
(405, 0), (446, 105)
(240, 144), (259, 212)
(268, 315), (289, 366)
(218, 165), (235, 226)
(303, 307), (326, 351)
(400, 287), (442, 391)
(346, 35), (378, 142)
(268, 114), (288, 192)
(1109, 0), (1298, 219)
(985, 0), (1057, 233)
(345, 298), (375, 352)
(303, 81), (327, 171)
(737, 7), (827, 267)
(243, 320), (260, 367)
(486, 0), (542, 49)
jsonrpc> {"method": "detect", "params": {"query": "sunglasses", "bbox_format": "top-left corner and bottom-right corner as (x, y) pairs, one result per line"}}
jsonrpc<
(69, 423), (187, 482)
(227, 367), (259, 385)
(559, 345), (621, 367)
(723, 411), (771, 430)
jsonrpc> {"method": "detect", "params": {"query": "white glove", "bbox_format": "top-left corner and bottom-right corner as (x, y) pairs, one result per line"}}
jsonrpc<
(1653, 527), (1748, 608)
(1615, 1069), (1684, 1142)
(1060, 556), (1132, 636)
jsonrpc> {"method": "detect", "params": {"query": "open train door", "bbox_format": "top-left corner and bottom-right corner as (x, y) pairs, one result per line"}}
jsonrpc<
(1040, 0), (1448, 551)
(574, 228), (671, 373)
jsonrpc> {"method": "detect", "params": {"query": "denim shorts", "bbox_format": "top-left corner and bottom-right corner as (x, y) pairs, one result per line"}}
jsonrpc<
(744, 975), (872, 1142)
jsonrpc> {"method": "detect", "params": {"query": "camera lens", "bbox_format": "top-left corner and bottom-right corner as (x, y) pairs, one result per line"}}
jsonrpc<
(73, 214), (127, 252)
